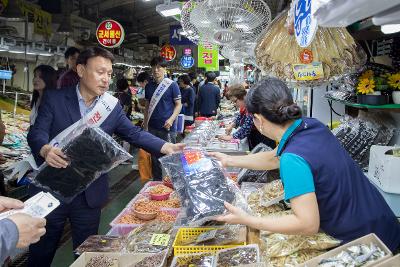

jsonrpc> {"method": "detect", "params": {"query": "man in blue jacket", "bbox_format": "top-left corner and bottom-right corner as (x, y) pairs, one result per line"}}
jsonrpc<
(198, 72), (221, 117)
(27, 47), (184, 267)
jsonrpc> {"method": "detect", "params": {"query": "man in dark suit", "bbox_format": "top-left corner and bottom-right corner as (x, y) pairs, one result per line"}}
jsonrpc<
(198, 71), (221, 117)
(27, 47), (184, 267)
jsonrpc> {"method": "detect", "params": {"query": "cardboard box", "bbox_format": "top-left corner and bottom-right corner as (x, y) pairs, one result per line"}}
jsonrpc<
(70, 252), (166, 267)
(368, 145), (400, 194)
(375, 254), (400, 267)
(298, 233), (392, 267)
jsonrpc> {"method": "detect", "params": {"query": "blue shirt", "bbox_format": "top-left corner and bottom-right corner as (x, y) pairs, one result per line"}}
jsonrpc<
(198, 82), (221, 116)
(277, 119), (315, 201)
(76, 85), (100, 117)
(145, 80), (181, 131)
(181, 86), (195, 118)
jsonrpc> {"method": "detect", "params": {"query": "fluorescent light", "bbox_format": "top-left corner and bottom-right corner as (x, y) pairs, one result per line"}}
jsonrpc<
(381, 24), (400, 34)
(156, 1), (181, 17)
(179, 31), (188, 36)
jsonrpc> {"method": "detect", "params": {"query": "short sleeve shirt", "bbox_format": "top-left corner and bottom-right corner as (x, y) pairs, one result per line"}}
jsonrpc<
(277, 119), (315, 201)
(145, 80), (181, 131)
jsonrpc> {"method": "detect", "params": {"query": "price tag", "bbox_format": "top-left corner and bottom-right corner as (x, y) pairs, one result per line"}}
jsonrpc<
(293, 62), (324, 81)
(196, 229), (218, 243)
(150, 234), (171, 246)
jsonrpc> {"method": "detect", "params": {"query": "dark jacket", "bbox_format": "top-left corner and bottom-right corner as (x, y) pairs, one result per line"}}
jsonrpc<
(198, 82), (221, 116)
(28, 86), (165, 208)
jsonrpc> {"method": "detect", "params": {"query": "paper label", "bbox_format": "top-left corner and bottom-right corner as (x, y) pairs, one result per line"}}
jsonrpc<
(181, 150), (213, 176)
(150, 234), (170, 246)
(293, 62), (324, 81)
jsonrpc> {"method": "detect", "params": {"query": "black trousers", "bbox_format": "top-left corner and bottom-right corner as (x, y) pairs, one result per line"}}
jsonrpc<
(148, 127), (177, 181)
(248, 128), (276, 150)
(28, 193), (101, 267)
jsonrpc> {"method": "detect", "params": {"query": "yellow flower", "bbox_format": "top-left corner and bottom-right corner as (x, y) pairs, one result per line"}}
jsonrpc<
(357, 78), (375, 94)
(388, 73), (400, 90)
(360, 70), (374, 80)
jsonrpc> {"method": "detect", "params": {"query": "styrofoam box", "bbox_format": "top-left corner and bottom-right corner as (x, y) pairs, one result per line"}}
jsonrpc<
(368, 145), (400, 194)
(370, 179), (400, 217)
(375, 254), (400, 267)
(299, 233), (392, 267)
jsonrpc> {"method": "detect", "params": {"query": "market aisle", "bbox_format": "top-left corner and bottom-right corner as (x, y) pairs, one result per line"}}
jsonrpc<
(51, 165), (144, 267)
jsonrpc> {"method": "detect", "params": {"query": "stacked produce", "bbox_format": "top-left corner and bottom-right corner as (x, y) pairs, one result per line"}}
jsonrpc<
(256, 12), (366, 85)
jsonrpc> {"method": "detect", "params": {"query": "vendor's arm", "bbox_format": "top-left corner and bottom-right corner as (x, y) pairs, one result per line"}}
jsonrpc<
(232, 114), (253, 140)
(209, 148), (279, 170)
(217, 153), (320, 235)
(27, 92), (68, 168)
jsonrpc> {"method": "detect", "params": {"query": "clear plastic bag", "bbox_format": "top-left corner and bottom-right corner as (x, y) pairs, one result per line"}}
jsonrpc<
(215, 244), (260, 267)
(129, 250), (168, 267)
(159, 147), (248, 226)
(260, 233), (341, 258)
(74, 235), (124, 255)
(265, 250), (325, 267)
(259, 180), (284, 207)
(32, 124), (132, 203)
(171, 252), (215, 267)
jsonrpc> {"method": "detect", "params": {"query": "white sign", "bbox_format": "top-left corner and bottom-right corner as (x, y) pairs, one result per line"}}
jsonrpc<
(294, 0), (318, 48)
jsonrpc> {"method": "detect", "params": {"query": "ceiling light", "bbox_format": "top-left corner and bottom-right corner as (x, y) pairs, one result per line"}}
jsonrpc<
(179, 31), (188, 36)
(156, 1), (181, 17)
(381, 24), (400, 34)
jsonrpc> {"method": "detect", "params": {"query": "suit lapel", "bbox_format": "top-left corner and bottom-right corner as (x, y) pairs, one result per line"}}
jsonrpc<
(65, 87), (82, 124)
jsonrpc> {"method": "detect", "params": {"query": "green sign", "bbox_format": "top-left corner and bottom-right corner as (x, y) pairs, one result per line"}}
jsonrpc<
(198, 43), (219, 71)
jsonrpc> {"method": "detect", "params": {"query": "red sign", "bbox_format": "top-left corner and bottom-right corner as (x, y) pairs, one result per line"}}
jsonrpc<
(299, 49), (313, 64)
(160, 45), (176, 62)
(96, 20), (125, 48)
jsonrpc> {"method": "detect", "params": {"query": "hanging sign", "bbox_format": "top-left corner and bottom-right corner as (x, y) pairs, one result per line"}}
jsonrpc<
(294, 0), (318, 48)
(0, 70), (12, 80)
(96, 20), (125, 48)
(160, 45), (176, 62)
(299, 49), (313, 64)
(183, 48), (192, 56)
(18, 1), (52, 36)
(181, 56), (195, 68)
(170, 25), (194, 45)
(198, 43), (219, 71)
(293, 62), (324, 81)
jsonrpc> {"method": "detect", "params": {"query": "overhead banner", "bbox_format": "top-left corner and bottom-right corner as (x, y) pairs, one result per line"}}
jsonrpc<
(96, 20), (125, 48)
(198, 43), (219, 71)
(18, 0), (52, 36)
(170, 25), (194, 45)
(294, 0), (318, 48)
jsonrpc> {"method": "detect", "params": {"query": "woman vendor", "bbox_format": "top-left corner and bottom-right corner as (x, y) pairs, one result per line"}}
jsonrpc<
(211, 78), (400, 252)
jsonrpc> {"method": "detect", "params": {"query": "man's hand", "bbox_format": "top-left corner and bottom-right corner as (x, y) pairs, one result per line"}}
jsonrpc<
(0, 196), (23, 212)
(40, 145), (68, 168)
(164, 118), (174, 130)
(8, 213), (46, 248)
(160, 143), (186, 155)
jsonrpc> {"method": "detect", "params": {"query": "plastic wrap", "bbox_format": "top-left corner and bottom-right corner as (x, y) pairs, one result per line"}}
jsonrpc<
(159, 148), (248, 226)
(124, 222), (174, 253)
(256, 11), (367, 86)
(215, 244), (260, 267)
(266, 250), (324, 267)
(33, 124), (131, 202)
(237, 143), (277, 185)
(260, 233), (341, 258)
(259, 180), (284, 207)
(129, 250), (168, 267)
(332, 112), (396, 171)
(74, 235), (124, 255)
(247, 189), (287, 217)
(180, 225), (246, 246)
(171, 253), (215, 267)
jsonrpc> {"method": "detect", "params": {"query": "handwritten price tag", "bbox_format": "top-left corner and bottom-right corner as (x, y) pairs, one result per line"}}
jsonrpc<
(150, 234), (171, 246)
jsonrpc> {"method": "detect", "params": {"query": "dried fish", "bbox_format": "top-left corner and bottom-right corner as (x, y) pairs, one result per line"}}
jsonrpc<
(171, 253), (215, 267)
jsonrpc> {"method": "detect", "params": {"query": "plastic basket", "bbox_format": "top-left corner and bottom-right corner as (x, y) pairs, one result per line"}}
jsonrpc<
(172, 227), (246, 256)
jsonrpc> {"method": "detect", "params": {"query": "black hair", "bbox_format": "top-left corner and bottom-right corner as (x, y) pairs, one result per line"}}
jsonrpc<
(150, 56), (168, 68)
(76, 47), (114, 66)
(31, 65), (57, 108)
(178, 74), (191, 86)
(205, 71), (217, 82)
(64, 47), (80, 59)
(245, 78), (302, 124)
(137, 71), (150, 83)
(116, 78), (129, 92)
(188, 72), (197, 81)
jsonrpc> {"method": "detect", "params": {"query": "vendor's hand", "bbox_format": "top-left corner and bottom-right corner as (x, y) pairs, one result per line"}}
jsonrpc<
(208, 152), (232, 167)
(215, 202), (249, 225)
(225, 125), (234, 135)
(218, 135), (233, 141)
(0, 196), (23, 212)
(41, 145), (68, 168)
(9, 213), (46, 248)
(161, 143), (186, 155)
(164, 118), (174, 130)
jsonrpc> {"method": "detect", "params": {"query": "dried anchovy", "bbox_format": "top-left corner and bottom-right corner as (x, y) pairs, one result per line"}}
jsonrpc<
(85, 255), (117, 267)
(75, 235), (123, 254)
(172, 253), (214, 267)
(216, 247), (258, 267)
(130, 251), (166, 267)
(266, 250), (324, 267)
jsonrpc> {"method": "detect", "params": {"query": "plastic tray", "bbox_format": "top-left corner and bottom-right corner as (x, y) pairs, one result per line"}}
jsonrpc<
(172, 227), (246, 256)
